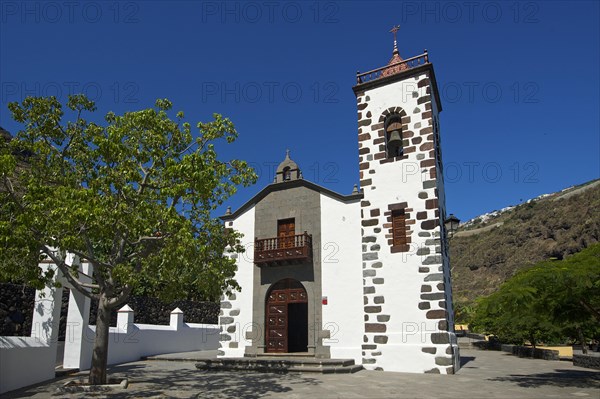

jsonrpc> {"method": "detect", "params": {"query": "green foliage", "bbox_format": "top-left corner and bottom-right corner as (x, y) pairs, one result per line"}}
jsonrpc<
(0, 95), (257, 303)
(453, 301), (475, 325)
(470, 243), (600, 346)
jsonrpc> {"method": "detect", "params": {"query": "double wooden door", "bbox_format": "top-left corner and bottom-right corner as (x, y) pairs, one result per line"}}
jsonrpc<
(265, 279), (308, 353)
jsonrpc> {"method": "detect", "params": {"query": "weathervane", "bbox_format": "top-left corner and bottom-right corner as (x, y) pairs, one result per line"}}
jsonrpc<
(390, 25), (400, 53)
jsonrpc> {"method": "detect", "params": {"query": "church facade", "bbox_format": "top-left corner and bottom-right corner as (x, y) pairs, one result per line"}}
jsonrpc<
(218, 39), (460, 374)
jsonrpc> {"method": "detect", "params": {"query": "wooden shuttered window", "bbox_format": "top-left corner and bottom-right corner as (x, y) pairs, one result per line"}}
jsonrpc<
(391, 209), (407, 247)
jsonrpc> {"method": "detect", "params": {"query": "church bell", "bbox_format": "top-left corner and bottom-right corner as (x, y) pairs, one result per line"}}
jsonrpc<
(387, 120), (403, 146)
(387, 129), (402, 147)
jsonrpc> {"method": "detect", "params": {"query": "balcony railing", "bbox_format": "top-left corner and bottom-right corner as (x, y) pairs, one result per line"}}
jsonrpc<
(356, 51), (429, 84)
(254, 233), (312, 265)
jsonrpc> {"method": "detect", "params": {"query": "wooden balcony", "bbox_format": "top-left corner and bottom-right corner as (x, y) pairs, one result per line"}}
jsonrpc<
(254, 233), (312, 266)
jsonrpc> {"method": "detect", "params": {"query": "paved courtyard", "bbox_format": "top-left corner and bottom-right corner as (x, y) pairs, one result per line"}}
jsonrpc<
(3, 349), (599, 398)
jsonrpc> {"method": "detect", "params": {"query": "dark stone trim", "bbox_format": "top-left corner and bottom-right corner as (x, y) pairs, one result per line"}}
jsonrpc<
(365, 323), (387, 333)
(374, 335), (388, 344)
(431, 333), (449, 344)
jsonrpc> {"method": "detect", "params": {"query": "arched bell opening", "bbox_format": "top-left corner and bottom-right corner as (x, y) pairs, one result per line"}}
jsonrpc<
(385, 114), (404, 158)
(283, 166), (291, 181)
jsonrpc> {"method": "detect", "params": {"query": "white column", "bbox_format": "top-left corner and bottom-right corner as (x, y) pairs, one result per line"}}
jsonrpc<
(30, 263), (64, 345)
(117, 305), (134, 333)
(170, 307), (184, 330)
(62, 261), (94, 370)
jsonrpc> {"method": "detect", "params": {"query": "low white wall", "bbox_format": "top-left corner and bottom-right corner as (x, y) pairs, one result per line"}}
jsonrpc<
(74, 323), (220, 368)
(1, 260), (220, 394)
(64, 307), (220, 370)
(106, 322), (219, 366)
(0, 338), (58, 394)
(0, 264), (63, 394)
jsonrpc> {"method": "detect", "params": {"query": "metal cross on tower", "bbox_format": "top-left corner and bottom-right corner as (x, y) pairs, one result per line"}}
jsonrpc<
(390, 25), (400, 53)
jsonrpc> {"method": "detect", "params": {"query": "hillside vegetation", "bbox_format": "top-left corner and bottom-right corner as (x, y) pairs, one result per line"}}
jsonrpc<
(450, 180), (600, 304)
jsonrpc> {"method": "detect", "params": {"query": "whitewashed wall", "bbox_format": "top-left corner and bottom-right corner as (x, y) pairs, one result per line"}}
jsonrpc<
(218, 206), (256, 357)
(319, 193), (363, 363)
(358, 70), (457, 373)
(63, 304), (219, 370)
(0, 265), (63, 394)
(1, 261), (220, 394)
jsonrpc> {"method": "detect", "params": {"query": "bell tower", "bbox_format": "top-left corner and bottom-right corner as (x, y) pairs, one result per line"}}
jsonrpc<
(353, 27), (459, 374)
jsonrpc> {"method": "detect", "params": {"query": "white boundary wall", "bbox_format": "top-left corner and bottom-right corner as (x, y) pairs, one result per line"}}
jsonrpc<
(0, 264), (63, 394)
(0, 261), (219, 394)
(63, 304), (220, 371)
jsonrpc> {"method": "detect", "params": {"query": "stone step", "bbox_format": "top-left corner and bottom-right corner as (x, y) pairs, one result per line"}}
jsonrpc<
(251, 352), (315, 358)
(242, 357), (356, 367)
(194, 357), (363, 374)
(294, 365), (364, 374)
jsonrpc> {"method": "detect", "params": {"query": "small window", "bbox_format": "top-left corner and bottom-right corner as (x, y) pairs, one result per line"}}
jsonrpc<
(391, 209), (407, 247)
(385, 115), (403, 158)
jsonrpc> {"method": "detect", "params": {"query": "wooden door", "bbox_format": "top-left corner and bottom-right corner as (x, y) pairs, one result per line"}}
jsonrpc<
(278, 218), (295, 249)
(266, 289), (288, 353)
(265, 279), (308, 353)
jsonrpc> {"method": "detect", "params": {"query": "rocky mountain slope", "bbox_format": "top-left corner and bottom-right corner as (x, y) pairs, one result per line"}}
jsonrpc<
(450, 179), (600, 304)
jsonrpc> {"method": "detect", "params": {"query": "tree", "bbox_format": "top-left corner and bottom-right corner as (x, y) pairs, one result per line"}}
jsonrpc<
(470, 273), (561, 348)
(470, 243), (600, 349)
(0, 95), (256, 384)
(525, 244), (600, 352)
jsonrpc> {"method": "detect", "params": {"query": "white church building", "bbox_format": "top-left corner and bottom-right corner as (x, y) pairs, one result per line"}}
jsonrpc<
(218, 35), (460, 374)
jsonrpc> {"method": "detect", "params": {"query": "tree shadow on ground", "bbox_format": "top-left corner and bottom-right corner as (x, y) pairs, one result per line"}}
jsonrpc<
(60, 362), (323, 398)
(2, 374), (75, 398)
(487, 369), (600, 388)
(460, 356), (476, 367)
(4, 361), (323, 399)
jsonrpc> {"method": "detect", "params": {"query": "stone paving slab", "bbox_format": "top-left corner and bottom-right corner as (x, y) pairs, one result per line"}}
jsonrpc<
(143, 350), (219, 361)
(3, 349), (599, 398)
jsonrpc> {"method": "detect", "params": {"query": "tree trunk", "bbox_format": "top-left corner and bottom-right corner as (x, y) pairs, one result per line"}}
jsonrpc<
(529, 334), (536, 349)
(577, 326), (588, 354)
(89, 295), (111, 385)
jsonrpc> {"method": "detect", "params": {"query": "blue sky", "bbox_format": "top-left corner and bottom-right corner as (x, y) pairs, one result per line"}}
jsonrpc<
(1, 1), (599, 222)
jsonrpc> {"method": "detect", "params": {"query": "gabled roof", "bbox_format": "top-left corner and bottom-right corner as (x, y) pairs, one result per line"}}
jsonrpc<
(220, 179), (363, 221)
